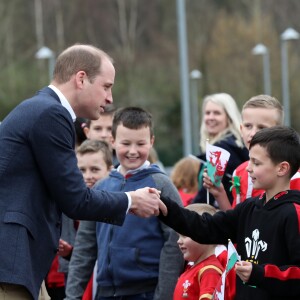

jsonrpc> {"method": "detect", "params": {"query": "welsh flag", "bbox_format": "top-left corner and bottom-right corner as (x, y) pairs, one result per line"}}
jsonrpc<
(206, 142), (230, 187)
(212, 240), (241, 300)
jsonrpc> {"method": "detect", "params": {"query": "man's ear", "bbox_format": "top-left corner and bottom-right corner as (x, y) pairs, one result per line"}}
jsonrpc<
(75, 71), (86, 88)
(278, 161), (290, 177)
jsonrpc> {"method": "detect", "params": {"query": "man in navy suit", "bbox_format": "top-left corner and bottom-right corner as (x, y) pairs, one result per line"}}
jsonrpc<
(0, 44), (166, 300)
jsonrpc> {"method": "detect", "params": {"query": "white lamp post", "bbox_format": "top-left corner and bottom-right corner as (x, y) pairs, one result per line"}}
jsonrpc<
(190, 69), (202, 155)
(252, 43), (271, 95)
(281, 28), (299, 126)
(35, 46), (55, 81)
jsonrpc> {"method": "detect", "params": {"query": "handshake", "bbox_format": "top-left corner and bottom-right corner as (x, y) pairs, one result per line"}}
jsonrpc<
(128, 187), (168, 218)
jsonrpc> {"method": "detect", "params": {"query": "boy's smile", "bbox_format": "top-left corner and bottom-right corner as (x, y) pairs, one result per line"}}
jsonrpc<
(77, 151), (110, 188)
(112, 124), (154, 175)
(177, 234), (208, 263)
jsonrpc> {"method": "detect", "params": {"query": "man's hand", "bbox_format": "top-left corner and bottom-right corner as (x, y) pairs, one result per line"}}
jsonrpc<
(128, 187), (167, 217)
(235, 261), (252, 283)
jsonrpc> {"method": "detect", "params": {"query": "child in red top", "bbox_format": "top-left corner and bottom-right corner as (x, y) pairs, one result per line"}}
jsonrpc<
(231, 161), (300, 207)
(170, 156), (201, 206)
(174, 204), (227, 300)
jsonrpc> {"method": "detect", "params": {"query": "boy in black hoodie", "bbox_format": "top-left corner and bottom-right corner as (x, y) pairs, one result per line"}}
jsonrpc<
(159, 126), (300, 300)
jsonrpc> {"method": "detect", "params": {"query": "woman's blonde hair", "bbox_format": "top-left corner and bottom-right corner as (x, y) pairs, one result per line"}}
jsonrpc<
(170, 156), (201, 193)
(199, 93), (243, 152)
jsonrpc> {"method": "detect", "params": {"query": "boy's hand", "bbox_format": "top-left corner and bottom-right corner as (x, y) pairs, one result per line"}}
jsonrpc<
(235, 261), (252, 282)
(203, 171), (224, 197)
(203, 171), (232, 211)
(129, 187), (167, 217)
(58, 238), (73, 257)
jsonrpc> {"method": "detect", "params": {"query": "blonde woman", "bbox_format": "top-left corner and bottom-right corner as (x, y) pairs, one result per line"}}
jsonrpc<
(194, 93), (248, 206)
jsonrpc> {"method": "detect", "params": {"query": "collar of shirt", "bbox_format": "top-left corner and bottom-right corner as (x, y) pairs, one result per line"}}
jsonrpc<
(117, 160), (151, 178)
(48, 84), (76, 122)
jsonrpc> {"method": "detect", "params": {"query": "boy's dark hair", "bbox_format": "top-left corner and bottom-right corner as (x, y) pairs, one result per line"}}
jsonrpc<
(250, 126), (300, 178)
(74, 117), (88, 145)
(76, 139), (112, 169)
(112, 107), (154, 139)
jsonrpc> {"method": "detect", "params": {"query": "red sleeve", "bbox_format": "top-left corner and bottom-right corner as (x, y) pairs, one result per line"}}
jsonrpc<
(290, 171), (300, 190)
(45, 255), (65, 288)
(82, 274), (93, 300)
(199, 268), (222, 300)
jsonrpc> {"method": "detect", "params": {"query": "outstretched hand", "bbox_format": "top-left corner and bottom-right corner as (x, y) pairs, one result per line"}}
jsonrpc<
(129, 187), (167, 217)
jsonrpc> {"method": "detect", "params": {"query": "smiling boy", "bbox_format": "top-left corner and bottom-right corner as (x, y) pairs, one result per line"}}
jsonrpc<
(66, 107), (184, 300)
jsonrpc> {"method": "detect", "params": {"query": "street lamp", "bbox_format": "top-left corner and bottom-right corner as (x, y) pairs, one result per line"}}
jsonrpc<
(35, 46), (55, 81)
(252, 43), (271, 95)
(176, 0), (192, 156)
(190, 69), (202, 155)
(280, 27), (299, 126)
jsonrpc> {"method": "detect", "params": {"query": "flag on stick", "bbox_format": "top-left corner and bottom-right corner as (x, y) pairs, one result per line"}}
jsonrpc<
(212, 239), (240, 300)
(206, 141), (230, 204)
(206, 141), (230, 187)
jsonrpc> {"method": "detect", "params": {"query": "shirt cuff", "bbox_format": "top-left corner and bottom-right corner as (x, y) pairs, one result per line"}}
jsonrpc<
(125, 192), (132, 213)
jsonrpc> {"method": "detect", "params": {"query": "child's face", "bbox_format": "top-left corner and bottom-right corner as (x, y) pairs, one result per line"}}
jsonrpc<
(177, 234), (207, 262)
(84, 115), (113, 145)
(112, 124), (154, 174)
(204, 101), (228, 137)
(246, 144), (279, 191)
(240, 108), (279, 149)
(77, 151), (111, 188)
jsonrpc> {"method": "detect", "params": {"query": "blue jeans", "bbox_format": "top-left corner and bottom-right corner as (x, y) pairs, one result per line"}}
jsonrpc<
(97, 291), (154, 300)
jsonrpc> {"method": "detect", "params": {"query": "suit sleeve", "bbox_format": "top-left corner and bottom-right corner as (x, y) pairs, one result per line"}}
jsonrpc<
(30, 106), (128, 223)
(65, 220), (97, 300)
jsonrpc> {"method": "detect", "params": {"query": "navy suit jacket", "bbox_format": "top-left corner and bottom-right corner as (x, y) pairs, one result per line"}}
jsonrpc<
(0, 87), (128, 299)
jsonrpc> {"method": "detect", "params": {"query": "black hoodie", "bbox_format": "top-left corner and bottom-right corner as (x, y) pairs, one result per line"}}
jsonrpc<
(159, 190), (300, 300)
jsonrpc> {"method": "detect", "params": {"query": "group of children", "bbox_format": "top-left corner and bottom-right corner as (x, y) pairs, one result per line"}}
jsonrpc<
(48, 94), (300, 300)
(160, 94), (300, 300)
